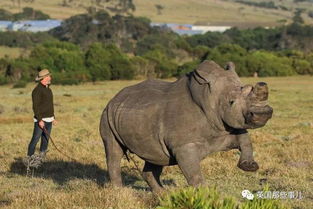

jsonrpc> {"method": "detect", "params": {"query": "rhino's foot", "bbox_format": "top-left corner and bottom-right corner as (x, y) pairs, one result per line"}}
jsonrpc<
(238, 160), (259, 172)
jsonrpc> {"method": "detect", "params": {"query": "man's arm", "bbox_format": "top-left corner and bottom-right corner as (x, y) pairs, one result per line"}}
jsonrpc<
(32, 89), (43, 122)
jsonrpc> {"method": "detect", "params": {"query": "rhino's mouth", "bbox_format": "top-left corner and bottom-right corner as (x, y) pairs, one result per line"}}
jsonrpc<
(244, 105), (273, 128)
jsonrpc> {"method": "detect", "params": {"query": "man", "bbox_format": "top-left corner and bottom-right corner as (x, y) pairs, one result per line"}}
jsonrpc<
(27, 69), (57, 158)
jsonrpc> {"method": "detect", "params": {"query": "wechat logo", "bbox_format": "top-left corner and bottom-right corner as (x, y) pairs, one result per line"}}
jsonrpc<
(242, 190), (254, 200)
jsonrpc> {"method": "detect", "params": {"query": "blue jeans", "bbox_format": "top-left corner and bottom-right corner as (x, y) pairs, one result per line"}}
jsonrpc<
(27, 121), (52, 156)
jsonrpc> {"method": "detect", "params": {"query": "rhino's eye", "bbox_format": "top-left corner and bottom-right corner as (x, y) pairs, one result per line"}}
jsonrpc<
(229, 100), (234, 106)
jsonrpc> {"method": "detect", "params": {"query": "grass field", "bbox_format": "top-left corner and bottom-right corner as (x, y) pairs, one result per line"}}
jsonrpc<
(0, 46), (29, 59)
(0, 76), (312, 209)
(1, 0), (313, 26)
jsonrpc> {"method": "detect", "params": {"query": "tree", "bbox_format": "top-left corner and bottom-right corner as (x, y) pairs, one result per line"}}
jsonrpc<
(204, 44), (250, 76)
(29, 41), (89, 84)
(11, 0), (35, 10)
(246, 51), (295, 76)
(0, 9), (13, 20)
(292, 8), (304, 24)
(155, 4), (164, 15)
(85, 43), (111, 81)
(143, 49), (177, 78)
(13, 7), (50, 20)
(90, 0), (136, 15)
(104, 44), (135, 80)
(50, 10), (154, 51)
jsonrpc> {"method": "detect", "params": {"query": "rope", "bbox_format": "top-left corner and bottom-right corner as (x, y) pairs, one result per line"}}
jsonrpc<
(42, 127), (78, 162)
(43, 127), (144, 178)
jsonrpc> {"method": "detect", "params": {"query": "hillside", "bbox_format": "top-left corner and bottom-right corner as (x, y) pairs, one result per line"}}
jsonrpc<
(1, 0), (313, 27)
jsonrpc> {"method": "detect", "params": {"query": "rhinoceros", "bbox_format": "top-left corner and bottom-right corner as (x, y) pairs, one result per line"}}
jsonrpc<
(100, 60), (273, 192)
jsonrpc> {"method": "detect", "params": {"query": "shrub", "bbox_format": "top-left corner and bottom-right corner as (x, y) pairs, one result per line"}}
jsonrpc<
(136, 33), (180, 58)
(175, 60), (200, 77)
(205, 44), (250, 76)
(130, 56), (155, 78)
(292, 59), (312, 75)
(52, 72), (82, 85)
(109, 56), (135, 80)
(143, 49), (178, 78)
(157, 187), (238, 209)
(0, 32), (56, 48)
(13, 7), (50, 20)
(29, 41), (88, 77)
(0, 9), (13, 20)
(241, 197), (289, 209)
(13, 80), (27, 88)
(157, 187), (290, 209)
(0, 74), (8, 85)
(85, 43), (111, 81)
(246, 51), (295, 76)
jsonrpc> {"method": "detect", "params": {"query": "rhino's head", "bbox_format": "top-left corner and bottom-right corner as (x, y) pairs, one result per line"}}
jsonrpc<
(221, 81), (273, 129)
(192, 60), (273, 130)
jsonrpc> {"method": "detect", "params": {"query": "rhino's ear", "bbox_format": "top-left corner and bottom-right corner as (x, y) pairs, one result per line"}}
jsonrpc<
(194, 60), (220, 84)
(242, 84), (253, 97)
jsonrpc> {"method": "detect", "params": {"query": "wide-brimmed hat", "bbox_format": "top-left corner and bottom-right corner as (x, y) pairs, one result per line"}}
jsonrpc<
(35, 69), (51, 81)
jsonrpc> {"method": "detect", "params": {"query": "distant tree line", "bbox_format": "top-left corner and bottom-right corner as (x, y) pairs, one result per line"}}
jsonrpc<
(235, 0), (279, 10)
(0, 10), (313, 86)
(0, 7), (50, 21)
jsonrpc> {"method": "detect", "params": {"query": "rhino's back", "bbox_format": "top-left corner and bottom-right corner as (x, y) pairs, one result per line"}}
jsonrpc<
(113, 79), (179, 103)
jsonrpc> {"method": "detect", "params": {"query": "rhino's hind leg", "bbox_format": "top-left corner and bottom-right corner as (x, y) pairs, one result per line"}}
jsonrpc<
(142, 162), (163, 193)
(104, 134), (126, 187)
(101, 118), (126, 187)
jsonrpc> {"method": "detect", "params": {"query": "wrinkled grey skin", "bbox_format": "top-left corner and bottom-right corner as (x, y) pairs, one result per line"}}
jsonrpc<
(100, 60), (273, 192)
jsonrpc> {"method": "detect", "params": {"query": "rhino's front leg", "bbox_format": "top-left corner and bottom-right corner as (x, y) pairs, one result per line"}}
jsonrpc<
(173, 143), (205, 186)
(237, 132), (259, 172)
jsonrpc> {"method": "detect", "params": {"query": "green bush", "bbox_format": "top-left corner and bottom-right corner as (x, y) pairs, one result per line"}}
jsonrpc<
(104, 44), (135, 80)
(0, 9), (13, 20)
(157, 187), (237, 209)
(292, 59), (312, 75)
(246, 51), (295, 76)
(130, 56), (155, 78)
(85, 43), (111, 81)
(136, 33), (181, 58)
(13, 80), (27, 88)
(205, 44), (250, 76)
(52, 72), (82, 85)
(0, 7), (50, 21)
(175, 60), (200, 77)
(0, 75), (8, 85)
(13, 7), (50, 20)
(143, 49), (178, 78)
(241, 198), (289, 209)
(157, 187), (289, 209)
(29, 41), (89, 81)
(0, 31), (56, 48)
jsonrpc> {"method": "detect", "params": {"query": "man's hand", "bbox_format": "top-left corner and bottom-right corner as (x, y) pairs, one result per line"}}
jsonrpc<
(39, 120), (45, 129)
(53, 120), (58, 126)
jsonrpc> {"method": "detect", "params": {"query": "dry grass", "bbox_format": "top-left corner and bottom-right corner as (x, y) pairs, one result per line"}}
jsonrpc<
(0, 76), (312, 209)
(1, 0), (312, 25)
